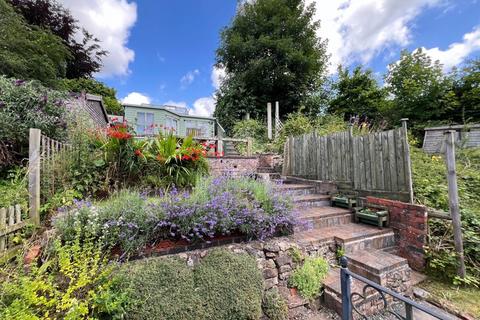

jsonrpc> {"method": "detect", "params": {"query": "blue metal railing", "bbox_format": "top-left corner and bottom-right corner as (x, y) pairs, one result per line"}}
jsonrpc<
(339, 257), (450, 320)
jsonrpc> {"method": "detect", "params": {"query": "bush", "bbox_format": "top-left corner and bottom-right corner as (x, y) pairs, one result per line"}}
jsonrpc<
(120, 257), (204, 320)
(54, 176), (298, 258)
(233, 119), (268, 154)
(289, 256), (329, 300)
(0, 76), (67, 170)
(263, 289), (289, 320)
(412, 146), (480, 285)
(194, 249), (263, 320)
(0, 239), (129, 319)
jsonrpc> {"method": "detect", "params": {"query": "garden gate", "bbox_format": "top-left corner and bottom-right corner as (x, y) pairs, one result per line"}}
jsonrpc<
(282, 119), (413, 202)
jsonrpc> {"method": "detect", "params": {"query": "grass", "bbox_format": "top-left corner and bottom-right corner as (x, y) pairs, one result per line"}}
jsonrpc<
(419, 279), (480, 318)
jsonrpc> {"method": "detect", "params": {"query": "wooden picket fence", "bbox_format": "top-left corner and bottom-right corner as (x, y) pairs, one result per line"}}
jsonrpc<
(283, 120), (414, 202)
(0, 205), (28, 256)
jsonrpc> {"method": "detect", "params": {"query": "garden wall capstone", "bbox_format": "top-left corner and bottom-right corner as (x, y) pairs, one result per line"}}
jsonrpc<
(366, 196), (428, 271)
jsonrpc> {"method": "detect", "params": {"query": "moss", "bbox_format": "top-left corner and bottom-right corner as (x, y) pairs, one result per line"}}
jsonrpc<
(120, 257), (205, 320)
(194, 249), (263, 320)
(263, 289), (289, 320)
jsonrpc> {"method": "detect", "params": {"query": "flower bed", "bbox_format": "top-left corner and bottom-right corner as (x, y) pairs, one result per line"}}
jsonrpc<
(53, 176), (299, 258)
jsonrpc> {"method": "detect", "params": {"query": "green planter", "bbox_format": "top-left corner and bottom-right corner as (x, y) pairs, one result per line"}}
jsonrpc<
(354, 208), (389, 228)
(332, 196), (356, 209)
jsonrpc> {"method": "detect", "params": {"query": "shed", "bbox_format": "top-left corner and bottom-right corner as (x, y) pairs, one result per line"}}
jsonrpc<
(67, 93), (109, 127)
(422, 124), (480, 154)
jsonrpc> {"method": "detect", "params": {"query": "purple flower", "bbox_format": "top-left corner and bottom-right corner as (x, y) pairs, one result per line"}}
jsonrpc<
(14, 79), (25, 86)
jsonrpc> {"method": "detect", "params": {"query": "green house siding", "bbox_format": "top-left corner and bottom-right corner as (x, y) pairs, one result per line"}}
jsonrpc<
(124, 105), (215, 137)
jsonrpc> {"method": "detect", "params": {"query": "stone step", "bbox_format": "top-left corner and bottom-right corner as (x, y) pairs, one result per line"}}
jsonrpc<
(294, 223), (395, 251)
(296, 206), (353, 231)
(275, 184), (317, 196)
(257, 166), (276, 173)
(293, 194), (331, 207)
(345, 249), (409, 286)
(257, 172), (282, 181)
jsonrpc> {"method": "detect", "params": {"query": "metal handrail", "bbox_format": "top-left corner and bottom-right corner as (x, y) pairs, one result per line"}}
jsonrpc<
(340, 257), (449, 320)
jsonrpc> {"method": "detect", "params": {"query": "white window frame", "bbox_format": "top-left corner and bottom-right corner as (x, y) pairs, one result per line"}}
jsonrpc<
(136, 112), (155, 135)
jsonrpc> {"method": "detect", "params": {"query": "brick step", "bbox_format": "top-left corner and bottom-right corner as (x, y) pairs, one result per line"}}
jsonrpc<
(296, 206), (353, 231)
(382, 245), (400, 255)
(257, 166), (276, 173)
(345, 249), (409, 286)
(293, 194), (331, 207)
(294, 224), (395, 250)
(275, 184), (317, 196)
(257, 172), (282, 181)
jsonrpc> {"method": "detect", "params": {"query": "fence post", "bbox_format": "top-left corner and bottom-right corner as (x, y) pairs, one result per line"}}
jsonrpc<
(275, 101), (280, 139)
(444, 130), (466, 279)
(28, 128), (41, 226)
(246, 137), (253, 157)
(348, 124), (354, 187)
(401, 119), (414, 204)
(340, 257), (352, 320)
(267, 102), (272, 140)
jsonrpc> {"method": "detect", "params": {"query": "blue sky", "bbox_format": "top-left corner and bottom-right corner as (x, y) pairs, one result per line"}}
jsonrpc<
(61, 0), (480, 116)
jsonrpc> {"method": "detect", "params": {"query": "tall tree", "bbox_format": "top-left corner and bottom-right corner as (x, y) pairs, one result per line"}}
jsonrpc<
(385, 49), (458, 126)
(9, 0), (107, 79)
(329, 66), (389, 121)
(452, 57), (480, 123)
(0, 0), (70, 85)
(214, 0), (328, 131)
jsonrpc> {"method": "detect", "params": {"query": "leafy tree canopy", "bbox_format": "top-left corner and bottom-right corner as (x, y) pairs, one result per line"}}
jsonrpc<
(452, 57), (480, 123)
(385, 49), (458, 127)
(0, 0), (70, 86)
(329, 66), (390, 122)
(215, 0), (329, 132)
(9, 0), (107, 79)
(59, 78), (123, 115)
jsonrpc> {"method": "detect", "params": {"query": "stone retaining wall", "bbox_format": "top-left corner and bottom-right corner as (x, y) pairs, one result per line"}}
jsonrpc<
(207, 156), (259, 176)
(366, 196), (428, 271)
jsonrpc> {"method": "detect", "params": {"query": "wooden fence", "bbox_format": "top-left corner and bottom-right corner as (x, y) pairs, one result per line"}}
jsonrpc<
(0, 205), (28, 256)
(283, 120), (413, 202)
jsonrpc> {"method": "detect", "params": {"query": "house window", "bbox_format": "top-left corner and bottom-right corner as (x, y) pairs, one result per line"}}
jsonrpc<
(165, 117), (178, 133)
(185, 120), (209, 137)
(137, 112), (154, 135)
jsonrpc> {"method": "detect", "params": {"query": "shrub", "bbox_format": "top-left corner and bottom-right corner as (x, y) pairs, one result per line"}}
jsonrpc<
(289, 256), (329, 300)
(233, 119), (268, 154)
(194, 249), (263, 320)
(263, 289), (289, 320)
(54, 177), (298, 258)
(119, 257), (204, 320)
(0, 76), (67, 170)
(0, 239), (129, 319)
(412, 146), (480, 285)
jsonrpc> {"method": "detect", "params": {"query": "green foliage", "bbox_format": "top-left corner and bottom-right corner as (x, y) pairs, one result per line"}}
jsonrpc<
(0, 167), (27, 208)
(59, 78), (122, 115)
(288, 247), (304, 264)
(0, 76), (68, 170)
(288, 256), (329, 299)
(451, 58), (480, 124)
(194, 249), (263, 320)
(120, 257), (204, 320)
(262, 289), (289, 320)
(385, 49), (458, 130)
(411, 146), (480, 285)
(329, 66), (390, 121)
(0, 239), (129, 319)
(233, 119), (268, 154)
(0, 0), (70, 86)
(215, 0), (329, 132)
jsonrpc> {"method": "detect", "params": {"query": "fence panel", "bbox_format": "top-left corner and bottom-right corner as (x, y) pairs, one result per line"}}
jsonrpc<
(0, 205), (28, 256)
(283, 126), (413, 201)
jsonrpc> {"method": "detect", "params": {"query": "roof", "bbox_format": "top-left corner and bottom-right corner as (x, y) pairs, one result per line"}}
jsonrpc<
(424, 124), (480, 131)
(86, 94), (109, 123)
(123, 103), (216, 121)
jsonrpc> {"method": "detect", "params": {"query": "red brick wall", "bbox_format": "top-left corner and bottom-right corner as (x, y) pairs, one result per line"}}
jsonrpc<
(366, 197), (428, 271)
(207, 157), (259, 177)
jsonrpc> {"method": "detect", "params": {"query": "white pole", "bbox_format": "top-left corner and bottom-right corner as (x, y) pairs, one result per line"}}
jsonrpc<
(267, 102), (272, 140)
(275, 101), (280, 139)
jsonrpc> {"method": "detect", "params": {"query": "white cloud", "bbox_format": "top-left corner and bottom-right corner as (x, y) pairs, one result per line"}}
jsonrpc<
(163, 100), (189, 109)
(180, 69), (200, 87)
(211, 66), (226, 90)
(306, 0), (442, 73)
(59, 0), (137, 78)
(121, 92), (151, 104)
(190, 97), (216, 117)
(421, 26), (480, 71)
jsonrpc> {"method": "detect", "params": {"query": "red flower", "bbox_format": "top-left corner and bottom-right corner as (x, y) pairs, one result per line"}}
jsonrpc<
(134, 149), (143, 157)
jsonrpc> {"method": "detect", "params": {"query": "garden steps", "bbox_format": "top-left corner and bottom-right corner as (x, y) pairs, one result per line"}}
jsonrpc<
(293, 194), (331, 207)
(296, 206), (353, 230)
(276, 184), (317, 196)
